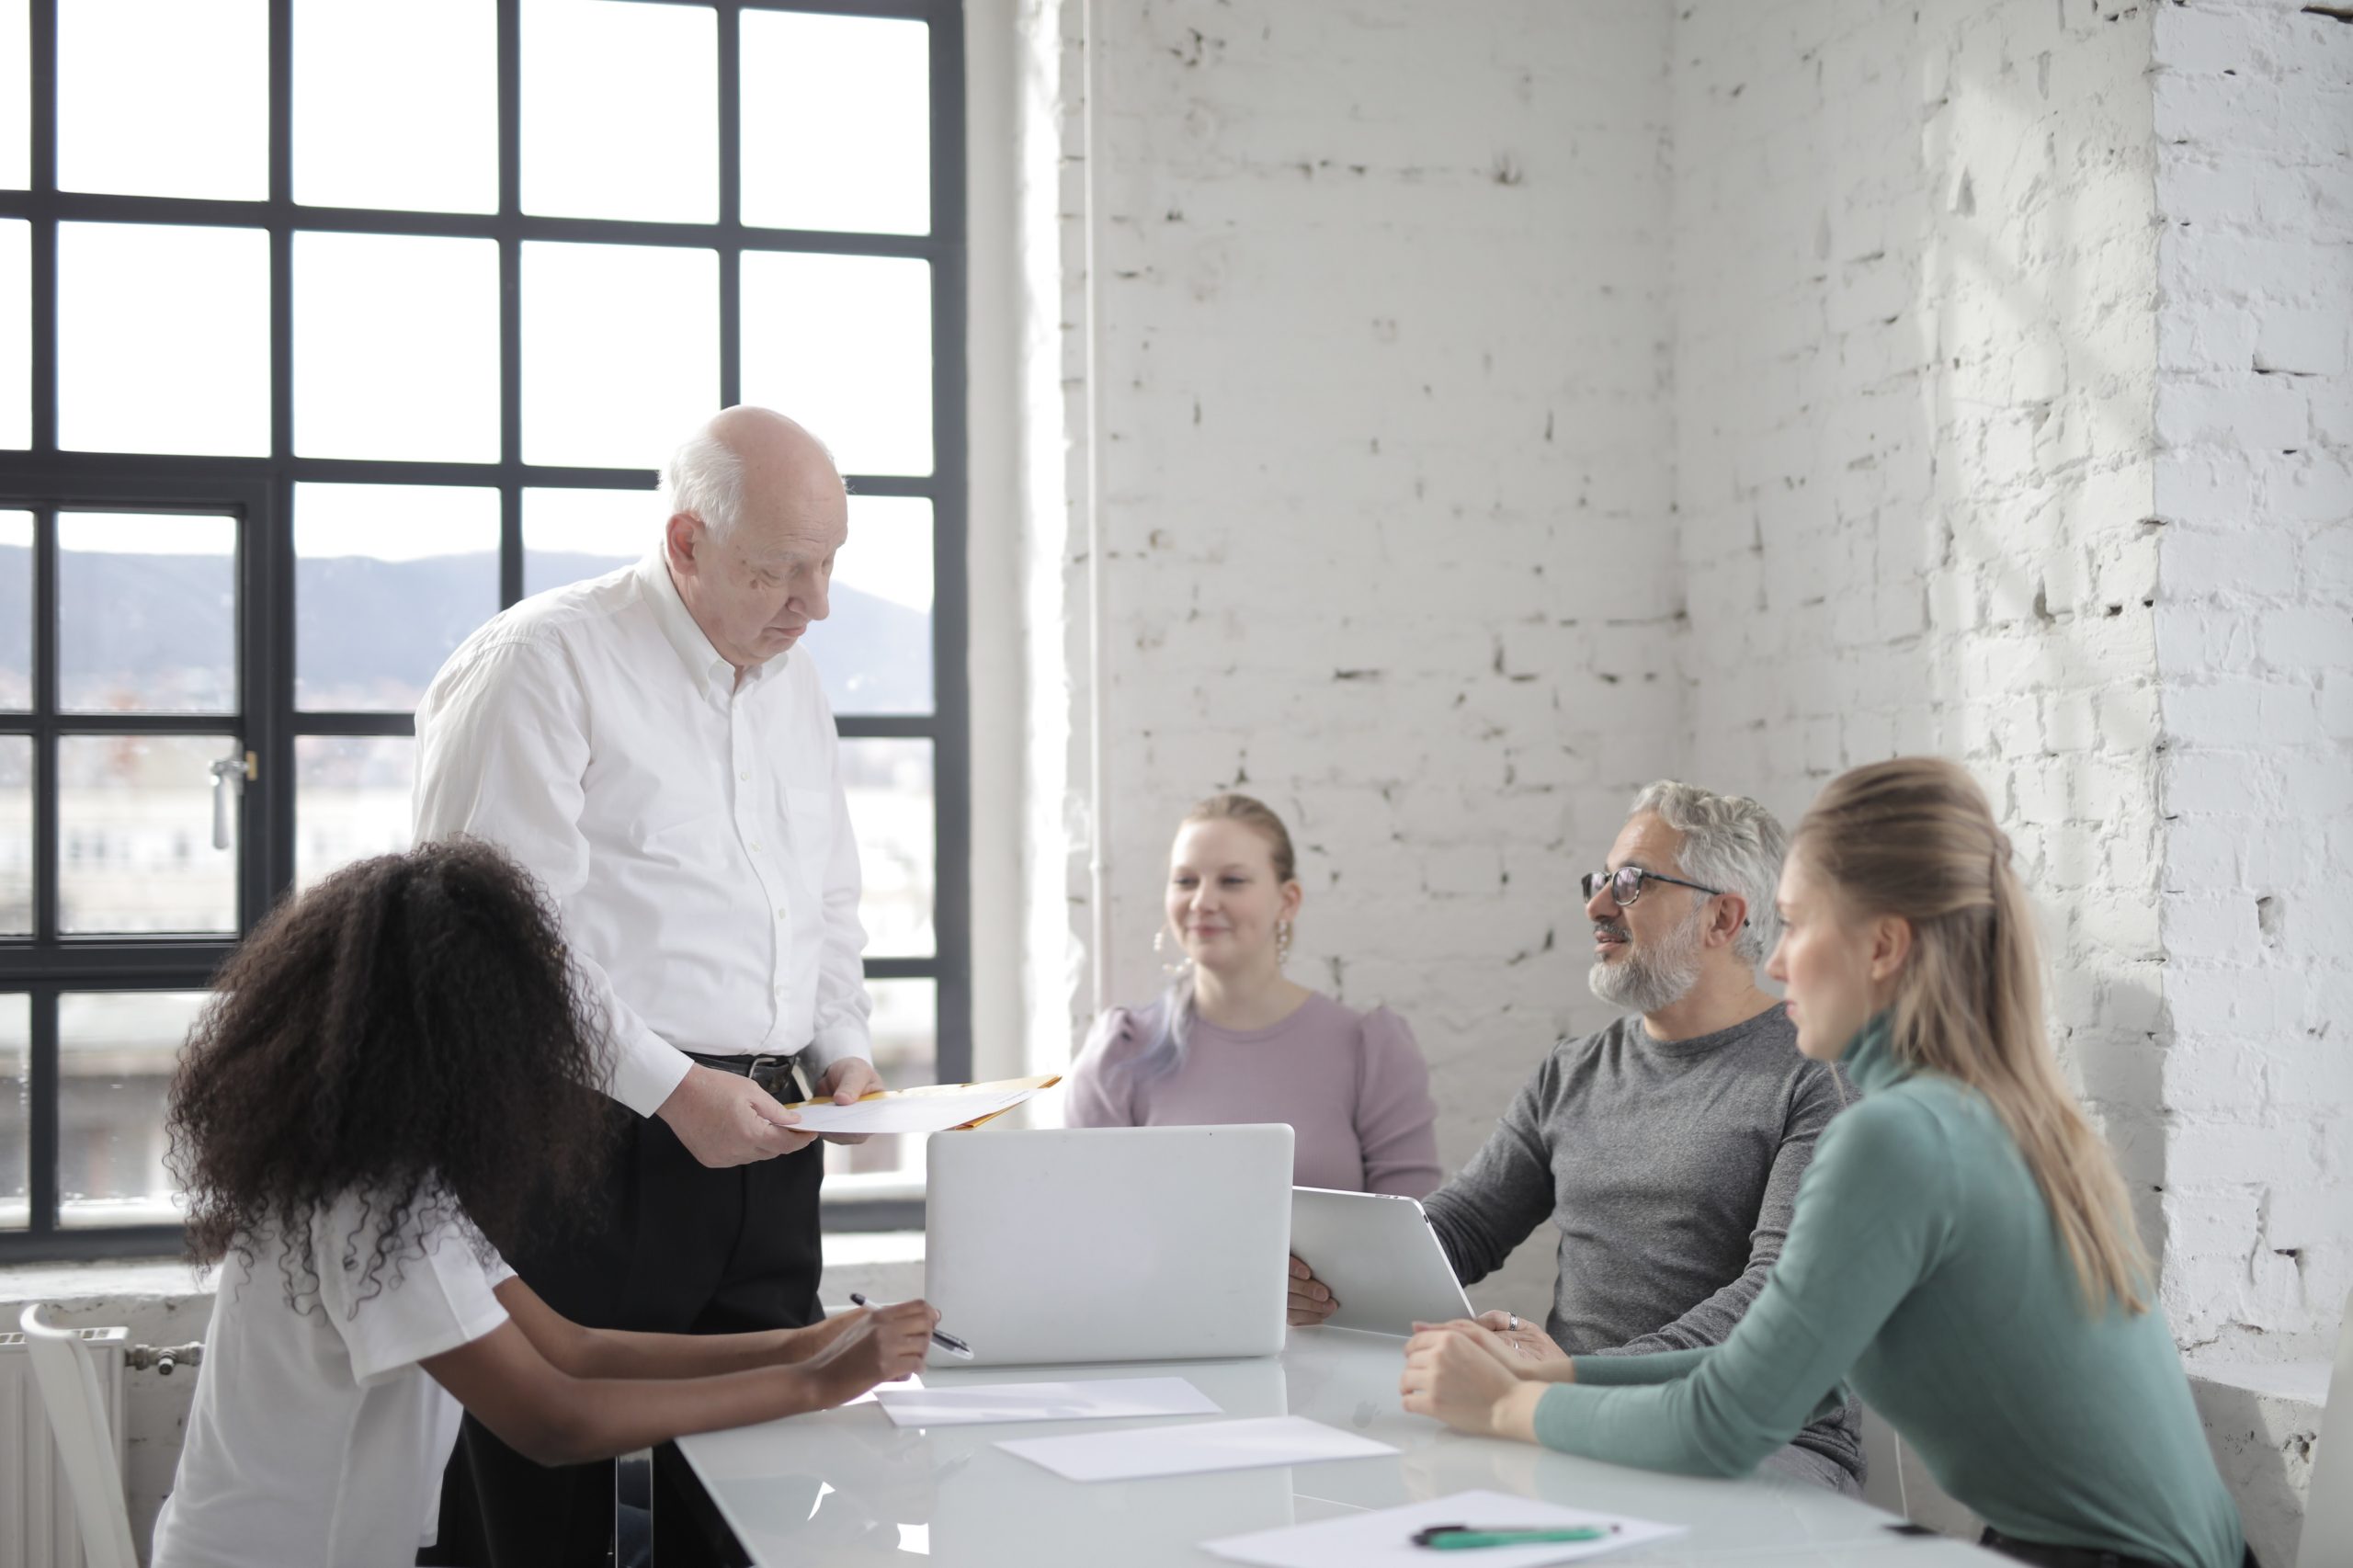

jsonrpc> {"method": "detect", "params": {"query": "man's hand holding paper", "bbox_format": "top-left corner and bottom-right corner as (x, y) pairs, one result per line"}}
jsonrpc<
(778, 1075), (1061, 1138)
(813, 1057), (888, 1145)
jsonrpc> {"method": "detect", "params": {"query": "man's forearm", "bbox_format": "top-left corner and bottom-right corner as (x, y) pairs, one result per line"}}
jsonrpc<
(1423, 1177), (1539, 1287)
(1599, 1264), (1768, 1357)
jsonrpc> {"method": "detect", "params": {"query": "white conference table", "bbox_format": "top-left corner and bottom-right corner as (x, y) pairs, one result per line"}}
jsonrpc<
(669, 1326), (1995, 1567)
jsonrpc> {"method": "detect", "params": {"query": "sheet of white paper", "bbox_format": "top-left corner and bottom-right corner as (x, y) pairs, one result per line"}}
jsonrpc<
(1201, 1489), (1684, 1568)
(842, 1373), (922, 1408)
(995, 1415), (1394, 1483)
(786, 1084), (1040, 1135)
(876, 1376), (1219, 1428)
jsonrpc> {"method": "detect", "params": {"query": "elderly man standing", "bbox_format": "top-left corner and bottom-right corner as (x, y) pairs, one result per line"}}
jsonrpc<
(413, 407), (882, 1564)
(1289, 781), (1865, 1494)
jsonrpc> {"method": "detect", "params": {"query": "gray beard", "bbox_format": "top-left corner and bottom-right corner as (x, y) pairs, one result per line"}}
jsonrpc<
(1587, 903), (1708, 1015)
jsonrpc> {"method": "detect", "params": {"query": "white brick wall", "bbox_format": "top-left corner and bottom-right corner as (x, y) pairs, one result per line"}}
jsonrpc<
(2153, 0), (2353, 1361)
(1664, 0), (2352, 1368)
(1013, 0), (2349, 1359)
(1036, 0), (1683, 1315)
(1670, 0), (2174, 1249)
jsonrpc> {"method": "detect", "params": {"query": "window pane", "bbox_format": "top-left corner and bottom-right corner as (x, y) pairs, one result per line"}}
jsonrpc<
(296, 483), (499, 710)
(821, 977), (936, 1184)
(297, 734), (415, 890)
(60, 512), (237, 714)
(0, 510), (27, 708)
(58, 0), (267, 200)
(741, 253), (931, 477)
(59, 736), (241, 934)
(523, 486), (657, 597)
(842, 738), (932, 960)
(58, 990), (209, 1229)
(294, 232), (500, 462)
(0, 736), (28, 935)
(0, 994), (25, 1229)
(0, 220), (23, 449)
(59, 223), (271, 457)
(826, 495), (932, 715)
(523, 242), (716, 469)
(522, 0), (715, 222)
(0, 0), (25, 189)
(741, 11), (929, 236)
(294, 0), (496, 214)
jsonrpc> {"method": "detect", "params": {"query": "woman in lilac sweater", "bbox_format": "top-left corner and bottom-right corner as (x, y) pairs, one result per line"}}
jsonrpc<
(1065, 793), (1442, 1198)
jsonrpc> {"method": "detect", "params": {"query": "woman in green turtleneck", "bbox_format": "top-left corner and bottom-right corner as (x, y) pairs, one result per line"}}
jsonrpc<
(1402, 758), (2249, 1568)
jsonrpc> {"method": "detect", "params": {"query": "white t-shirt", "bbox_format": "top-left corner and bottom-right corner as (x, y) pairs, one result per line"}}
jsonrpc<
(150, 1191), (515, 1568)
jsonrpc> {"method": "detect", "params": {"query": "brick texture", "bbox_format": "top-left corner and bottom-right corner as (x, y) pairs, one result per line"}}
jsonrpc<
(1671, 0), (2174, 1281)
(2153, 0), (2353, 1361)
(1020, 0), (2351, 1353)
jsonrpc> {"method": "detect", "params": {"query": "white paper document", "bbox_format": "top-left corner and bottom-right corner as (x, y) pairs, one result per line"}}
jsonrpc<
(875, 1376), (1219, 1428)
(842, 1374), (921, 1408)
(782, 1077), (1051, 1136)
(995, 1415), (1394, 1483)
(1202, 1489), (1683, 1568)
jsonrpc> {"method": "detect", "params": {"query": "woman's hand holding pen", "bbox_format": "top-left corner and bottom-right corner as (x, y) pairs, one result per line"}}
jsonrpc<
(799, 1300), (938, 1407)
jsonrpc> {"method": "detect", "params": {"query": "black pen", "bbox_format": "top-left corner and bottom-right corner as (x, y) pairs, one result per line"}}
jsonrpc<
(848, 1291), (975, 1359)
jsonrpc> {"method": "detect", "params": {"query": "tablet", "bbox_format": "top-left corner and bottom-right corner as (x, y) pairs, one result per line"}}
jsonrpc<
(1288, 1187), (1474, 1337)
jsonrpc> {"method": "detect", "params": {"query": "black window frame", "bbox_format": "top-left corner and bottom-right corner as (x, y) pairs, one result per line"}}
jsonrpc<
(0, 0), (969, 1259)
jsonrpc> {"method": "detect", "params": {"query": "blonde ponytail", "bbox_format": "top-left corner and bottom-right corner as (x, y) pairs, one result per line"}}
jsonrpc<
(1794, 758), (2152, 1313)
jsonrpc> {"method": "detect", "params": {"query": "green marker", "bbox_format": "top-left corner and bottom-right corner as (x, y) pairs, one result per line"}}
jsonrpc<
(1411, 1523), (1618, 1550)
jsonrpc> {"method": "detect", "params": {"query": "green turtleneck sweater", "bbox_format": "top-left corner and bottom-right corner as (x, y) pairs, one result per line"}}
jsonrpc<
(1530, 1017), (2242, 1568)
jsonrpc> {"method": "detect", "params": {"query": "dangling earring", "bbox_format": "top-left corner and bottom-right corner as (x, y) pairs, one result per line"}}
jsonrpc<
(1154, 926), (1190, 978)
(1275, 919), (1294, 969)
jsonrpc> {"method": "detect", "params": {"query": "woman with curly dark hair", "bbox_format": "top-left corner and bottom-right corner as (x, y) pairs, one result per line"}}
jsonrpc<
(151, 839), (935, 1568)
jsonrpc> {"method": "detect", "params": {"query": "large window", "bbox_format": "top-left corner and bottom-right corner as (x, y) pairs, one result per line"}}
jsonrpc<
(0, 0), (968, 1257)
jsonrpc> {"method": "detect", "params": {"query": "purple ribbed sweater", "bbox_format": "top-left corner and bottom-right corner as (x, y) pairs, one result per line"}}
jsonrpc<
(1064, 991), (1442, 1199)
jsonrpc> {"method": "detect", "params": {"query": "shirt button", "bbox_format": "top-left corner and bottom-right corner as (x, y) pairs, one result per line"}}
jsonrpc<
(777, 908), (788, 919)
(739, 771), (749, 781)
(749, 842), (762, 853)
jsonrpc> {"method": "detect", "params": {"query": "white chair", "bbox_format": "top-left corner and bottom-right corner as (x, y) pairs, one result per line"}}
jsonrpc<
(1857, 1401), (1981, 1539)
(1858, 1401), (1906, 1516)
(2300, 1288), (2353, 1568)
(17, 1303), (139, 1568)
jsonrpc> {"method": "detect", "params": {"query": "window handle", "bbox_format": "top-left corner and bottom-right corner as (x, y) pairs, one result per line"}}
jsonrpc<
(210, 751), (254, 851)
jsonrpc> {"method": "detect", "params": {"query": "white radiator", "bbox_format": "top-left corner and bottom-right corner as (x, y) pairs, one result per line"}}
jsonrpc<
(0, 1324), (129, 1568)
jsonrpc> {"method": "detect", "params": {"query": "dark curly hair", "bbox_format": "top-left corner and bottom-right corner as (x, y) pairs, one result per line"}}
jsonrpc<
(168, 838), (616, 1308)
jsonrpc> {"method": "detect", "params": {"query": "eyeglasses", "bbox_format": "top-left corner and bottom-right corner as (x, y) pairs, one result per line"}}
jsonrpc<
(1581, 865), (1725, 907)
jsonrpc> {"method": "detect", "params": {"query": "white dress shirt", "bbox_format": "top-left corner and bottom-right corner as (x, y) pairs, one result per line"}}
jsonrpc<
(413, 551), (872, 1118)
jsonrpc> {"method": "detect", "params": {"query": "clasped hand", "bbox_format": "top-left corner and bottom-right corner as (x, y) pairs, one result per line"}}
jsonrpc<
(1399, 1318), (1561, 1441)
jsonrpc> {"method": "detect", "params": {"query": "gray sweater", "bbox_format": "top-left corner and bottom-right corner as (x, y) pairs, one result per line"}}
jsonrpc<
(1424, 1005), (1864, 1484)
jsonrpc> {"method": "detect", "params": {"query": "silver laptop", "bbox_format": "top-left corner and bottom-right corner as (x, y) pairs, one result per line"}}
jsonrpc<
(922, 1125), (1294, 1367)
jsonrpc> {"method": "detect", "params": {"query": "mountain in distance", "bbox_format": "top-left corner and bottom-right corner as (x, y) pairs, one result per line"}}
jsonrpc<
(0, 546), (933, 717)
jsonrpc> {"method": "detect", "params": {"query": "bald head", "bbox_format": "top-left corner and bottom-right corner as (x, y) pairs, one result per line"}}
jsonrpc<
(668, 406), (844, 544)
(663, 407), (848, 673)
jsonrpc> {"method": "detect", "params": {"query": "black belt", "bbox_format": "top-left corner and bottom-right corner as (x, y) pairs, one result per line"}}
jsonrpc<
(1979, 1528), (2256, 1568)
(683, 1050), (804, 1097)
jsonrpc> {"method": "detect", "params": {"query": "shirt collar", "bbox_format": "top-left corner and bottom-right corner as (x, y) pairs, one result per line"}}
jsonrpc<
(633, 550), (780, 699)
(1838, 1010), (1908, 1094)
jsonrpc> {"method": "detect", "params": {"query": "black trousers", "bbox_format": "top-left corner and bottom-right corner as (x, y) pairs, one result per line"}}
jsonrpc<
(423, 1103), (825, 1568)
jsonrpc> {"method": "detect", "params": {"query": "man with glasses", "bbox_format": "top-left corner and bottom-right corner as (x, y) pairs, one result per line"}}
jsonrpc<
(1288, 780), (1864, 1494)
